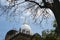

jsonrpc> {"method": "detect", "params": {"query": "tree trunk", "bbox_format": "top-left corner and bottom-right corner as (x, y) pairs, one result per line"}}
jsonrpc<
(42, 0), (60, 35)
(49, 0), (60, 35)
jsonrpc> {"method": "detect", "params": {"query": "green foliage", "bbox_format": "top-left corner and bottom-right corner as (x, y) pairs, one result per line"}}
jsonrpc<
(53, 20), (57, 27)
(42, 29), (57, 40)
(32, 33), (42, 40)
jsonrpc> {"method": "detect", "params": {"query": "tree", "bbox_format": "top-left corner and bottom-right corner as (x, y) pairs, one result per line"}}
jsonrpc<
(31, 33), (42, 40)
(42, 29), (57, 40)
(0, 0), (60, 35)
(53, 20), (57, 27)
(26, 0), (60, 35)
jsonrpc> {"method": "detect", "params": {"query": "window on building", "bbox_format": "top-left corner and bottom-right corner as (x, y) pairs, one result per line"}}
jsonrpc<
(22, 29), (25, 33)
(26, 31), (30, 34)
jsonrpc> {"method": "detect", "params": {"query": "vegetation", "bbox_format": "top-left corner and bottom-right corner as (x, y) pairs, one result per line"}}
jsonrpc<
(31, 20), (60, 40)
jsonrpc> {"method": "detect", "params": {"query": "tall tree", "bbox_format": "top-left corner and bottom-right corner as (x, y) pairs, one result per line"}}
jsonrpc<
(25, 0), (60, 35)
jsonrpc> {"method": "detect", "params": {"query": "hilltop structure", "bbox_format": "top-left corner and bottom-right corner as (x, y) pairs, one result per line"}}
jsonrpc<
(5, 17), (41, 40)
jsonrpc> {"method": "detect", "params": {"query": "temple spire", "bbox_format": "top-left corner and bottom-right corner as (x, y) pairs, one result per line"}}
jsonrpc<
(23, 16), (28, 24)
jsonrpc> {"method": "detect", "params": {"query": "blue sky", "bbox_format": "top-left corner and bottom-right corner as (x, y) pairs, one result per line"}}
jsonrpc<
(0, 0), (56, 40)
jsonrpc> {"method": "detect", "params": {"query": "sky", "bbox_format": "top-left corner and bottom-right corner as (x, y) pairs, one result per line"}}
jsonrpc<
(0, 0), (56, 40)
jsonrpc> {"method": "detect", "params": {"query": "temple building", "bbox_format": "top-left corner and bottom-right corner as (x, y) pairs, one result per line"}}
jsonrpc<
(5, 17), (41, 40)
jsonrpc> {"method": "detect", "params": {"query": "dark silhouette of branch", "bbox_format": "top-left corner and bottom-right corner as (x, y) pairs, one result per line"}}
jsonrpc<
(25, 0), (46, 8)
